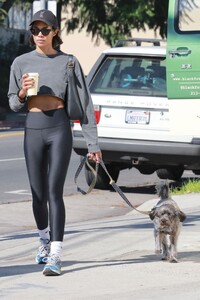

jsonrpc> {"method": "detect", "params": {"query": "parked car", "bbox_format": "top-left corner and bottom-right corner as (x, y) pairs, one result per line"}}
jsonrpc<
(72, 38), (200, 189)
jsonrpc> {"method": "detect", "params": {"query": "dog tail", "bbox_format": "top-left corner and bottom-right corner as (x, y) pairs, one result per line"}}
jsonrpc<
(156, 181), (170, 200)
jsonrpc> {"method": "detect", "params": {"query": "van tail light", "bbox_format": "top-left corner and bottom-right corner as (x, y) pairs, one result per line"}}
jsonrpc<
(73, 105), (101, 124)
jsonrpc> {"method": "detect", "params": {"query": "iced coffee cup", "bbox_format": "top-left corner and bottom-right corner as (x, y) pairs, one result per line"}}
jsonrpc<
(27, 73), (39, 96)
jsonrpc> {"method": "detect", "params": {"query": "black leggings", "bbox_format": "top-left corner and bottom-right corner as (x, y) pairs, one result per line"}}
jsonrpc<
(24, 109), (72, 241)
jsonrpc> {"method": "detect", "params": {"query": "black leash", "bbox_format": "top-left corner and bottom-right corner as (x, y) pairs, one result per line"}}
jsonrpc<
(75, 156), (150, 215)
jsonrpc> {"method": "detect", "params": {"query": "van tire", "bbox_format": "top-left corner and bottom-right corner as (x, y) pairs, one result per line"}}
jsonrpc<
(192, 170), (200, 175)
(156, 167), (184, 181)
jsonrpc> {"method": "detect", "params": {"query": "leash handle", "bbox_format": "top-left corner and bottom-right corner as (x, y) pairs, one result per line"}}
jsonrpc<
(74, 156), (99, 195)
(74, 156), (150, 215)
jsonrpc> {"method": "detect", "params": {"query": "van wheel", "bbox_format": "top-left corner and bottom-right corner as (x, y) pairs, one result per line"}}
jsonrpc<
(156, 167), (184, 181)
(192, 170), (200, 175)
(85, 163), (120, 190)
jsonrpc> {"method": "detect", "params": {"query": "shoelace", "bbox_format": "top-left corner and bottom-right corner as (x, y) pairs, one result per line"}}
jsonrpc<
(39, 246), (49, 256)
(39, 240), (50, 255)
(47, 254), (60, 265)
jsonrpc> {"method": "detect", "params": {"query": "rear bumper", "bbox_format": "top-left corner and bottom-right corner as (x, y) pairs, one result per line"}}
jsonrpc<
(73, 134), (200, 168)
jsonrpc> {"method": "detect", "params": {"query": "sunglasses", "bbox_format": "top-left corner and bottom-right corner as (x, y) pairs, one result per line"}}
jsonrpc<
(30, 27), (52, 36)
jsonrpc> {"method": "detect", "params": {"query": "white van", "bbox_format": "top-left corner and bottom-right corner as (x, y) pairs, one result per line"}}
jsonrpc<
(167, 0), (200, 136)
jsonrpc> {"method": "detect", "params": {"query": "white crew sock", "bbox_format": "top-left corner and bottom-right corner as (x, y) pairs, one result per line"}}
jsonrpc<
(50, 241), (63, 259)
(38, 226), (50, 241)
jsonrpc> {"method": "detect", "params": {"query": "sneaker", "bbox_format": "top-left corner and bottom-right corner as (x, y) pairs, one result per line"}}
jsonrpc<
(43, 254), (62, 276)
(35, 238), (50, 264)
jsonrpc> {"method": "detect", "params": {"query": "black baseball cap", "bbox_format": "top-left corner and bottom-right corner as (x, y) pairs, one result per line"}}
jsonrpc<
(29, 9), (58, 28)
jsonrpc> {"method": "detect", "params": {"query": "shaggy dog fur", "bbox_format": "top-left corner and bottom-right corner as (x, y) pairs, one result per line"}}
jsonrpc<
(149, 182), (186, 262)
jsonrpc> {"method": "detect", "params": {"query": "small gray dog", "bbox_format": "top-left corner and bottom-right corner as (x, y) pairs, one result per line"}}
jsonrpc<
(149, 182), (186, 263)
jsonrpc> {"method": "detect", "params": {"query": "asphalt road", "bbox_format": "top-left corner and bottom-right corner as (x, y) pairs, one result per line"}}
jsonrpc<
(0, 130), (199, 207)
(0, 130), (162, 205)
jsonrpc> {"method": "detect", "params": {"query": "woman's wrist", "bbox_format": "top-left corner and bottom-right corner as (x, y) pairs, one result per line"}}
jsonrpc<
(17, 89), (27, 103)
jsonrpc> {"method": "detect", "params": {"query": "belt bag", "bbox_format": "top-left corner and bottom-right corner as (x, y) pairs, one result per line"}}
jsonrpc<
(65, 55), (86, 122)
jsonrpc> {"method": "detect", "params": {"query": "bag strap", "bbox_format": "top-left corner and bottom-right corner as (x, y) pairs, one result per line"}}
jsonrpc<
(74, 156), (150, 215)
(67, 54), (74, 68)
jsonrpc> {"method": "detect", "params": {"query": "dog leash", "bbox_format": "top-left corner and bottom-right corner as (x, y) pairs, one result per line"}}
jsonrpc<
(74, 156), (150, 215)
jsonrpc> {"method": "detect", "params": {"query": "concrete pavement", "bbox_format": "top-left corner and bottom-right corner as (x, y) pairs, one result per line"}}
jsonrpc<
(1, 191), (200, 299)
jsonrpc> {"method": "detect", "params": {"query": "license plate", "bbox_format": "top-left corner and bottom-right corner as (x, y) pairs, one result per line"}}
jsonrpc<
(125, 110), (150, 124)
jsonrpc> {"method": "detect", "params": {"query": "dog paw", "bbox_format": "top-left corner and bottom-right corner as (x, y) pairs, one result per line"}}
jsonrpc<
(155, 249), (162, 255)
(161, 256), (169, 261)
(169, 257), (178, 263)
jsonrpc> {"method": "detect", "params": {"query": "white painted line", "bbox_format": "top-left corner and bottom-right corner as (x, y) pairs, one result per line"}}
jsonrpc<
(5, 190), (31, 196)
(0, 157), (25, 162)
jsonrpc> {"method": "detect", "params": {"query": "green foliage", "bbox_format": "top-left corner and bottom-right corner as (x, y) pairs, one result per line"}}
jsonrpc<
(0, 0), (170, 46)
(64, 0), (169, 46)
(171, 179), (200, 195)
(0, 0), (7, 24)
(153, 0), (168, 37)
(0, 0), (33, 24)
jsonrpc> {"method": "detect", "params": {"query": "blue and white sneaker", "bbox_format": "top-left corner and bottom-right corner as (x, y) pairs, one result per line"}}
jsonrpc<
(43, 254), (62, 276)
(35, 238), (50, 264)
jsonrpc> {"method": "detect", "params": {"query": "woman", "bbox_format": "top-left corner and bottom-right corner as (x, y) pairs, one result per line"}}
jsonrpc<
(8, 9), (102, 276)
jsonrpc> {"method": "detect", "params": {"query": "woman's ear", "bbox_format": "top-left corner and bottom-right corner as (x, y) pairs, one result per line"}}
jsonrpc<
(53, 29), (59, 37)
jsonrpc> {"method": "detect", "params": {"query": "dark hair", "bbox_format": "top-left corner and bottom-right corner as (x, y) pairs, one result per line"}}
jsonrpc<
(29, 26), (63, 49)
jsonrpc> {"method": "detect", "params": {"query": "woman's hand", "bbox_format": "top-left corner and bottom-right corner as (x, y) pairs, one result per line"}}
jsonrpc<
(18, 74), (36, 99)
(88, 151), (102, 163)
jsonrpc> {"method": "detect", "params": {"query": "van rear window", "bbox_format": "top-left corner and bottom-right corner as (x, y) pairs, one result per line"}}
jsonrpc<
(178, 0), (200, 32)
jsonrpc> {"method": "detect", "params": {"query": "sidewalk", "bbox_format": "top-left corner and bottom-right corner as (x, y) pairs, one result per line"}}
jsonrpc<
(1, 192), (200, 300)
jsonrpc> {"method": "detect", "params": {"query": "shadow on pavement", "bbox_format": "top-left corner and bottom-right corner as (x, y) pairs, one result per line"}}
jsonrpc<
(2, 250), (200, 278)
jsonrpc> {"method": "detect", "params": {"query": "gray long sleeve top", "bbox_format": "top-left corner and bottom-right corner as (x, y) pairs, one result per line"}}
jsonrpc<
(8, 50), (100, 153)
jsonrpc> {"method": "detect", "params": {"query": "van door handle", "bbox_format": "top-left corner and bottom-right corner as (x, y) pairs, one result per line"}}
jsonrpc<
(169, 48), (191, 58)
